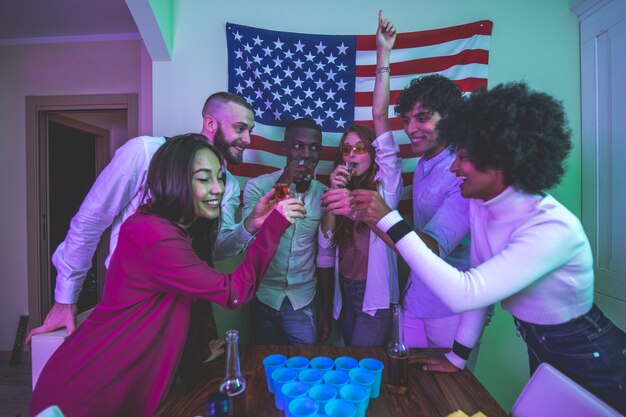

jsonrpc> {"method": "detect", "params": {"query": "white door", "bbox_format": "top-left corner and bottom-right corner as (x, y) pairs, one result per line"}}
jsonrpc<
(577, 0), (626, 328)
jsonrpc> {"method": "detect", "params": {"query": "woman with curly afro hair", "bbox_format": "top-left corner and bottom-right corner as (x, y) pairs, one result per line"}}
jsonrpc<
(350, 82), (626, 413)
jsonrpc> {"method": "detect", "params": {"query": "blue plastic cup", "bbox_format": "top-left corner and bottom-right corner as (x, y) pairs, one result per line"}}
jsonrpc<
(324, 398), (356, 417)
(358, 358), (384, 398)
(310, 356), (334, 373)
(348, 368), (375, 404)
(308, 384), (337, 416)
(271, 367), (298, 410)
(286, 356), (310, 374)
(263, 353), (287, 393)
(288, 396), (319, 417)
(323, 370), (350, 391)
(297, 368), (324, 387)
(339, 384), (369, 417)
(281, 381), (309, 417)
(334, 356), (358, 373)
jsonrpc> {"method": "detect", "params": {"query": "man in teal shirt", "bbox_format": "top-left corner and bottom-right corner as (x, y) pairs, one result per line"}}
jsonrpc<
(243, 118), (326, 345)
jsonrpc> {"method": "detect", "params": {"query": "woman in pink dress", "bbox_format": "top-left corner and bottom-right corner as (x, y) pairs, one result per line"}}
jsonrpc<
(30, 134), (304, 417)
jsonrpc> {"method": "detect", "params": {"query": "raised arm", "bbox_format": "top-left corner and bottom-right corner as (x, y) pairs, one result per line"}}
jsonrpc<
(373, 10), (396, 137)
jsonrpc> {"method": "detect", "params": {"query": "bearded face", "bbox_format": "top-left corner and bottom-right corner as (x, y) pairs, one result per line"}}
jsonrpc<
(213, 124), (246, 165)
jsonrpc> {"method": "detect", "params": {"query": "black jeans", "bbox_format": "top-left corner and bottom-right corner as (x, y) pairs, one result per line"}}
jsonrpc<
(514, 304), (626, 413)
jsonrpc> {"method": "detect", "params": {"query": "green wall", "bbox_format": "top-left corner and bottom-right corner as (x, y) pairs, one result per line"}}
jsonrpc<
(158, 0), (582, 411)
(149, 0), (174, 57)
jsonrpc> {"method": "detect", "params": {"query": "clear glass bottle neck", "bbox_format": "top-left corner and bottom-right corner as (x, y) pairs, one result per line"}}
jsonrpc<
(220, 329), (246, 396)
(224, 330), (241, 378)
(388, 304), (408, 358)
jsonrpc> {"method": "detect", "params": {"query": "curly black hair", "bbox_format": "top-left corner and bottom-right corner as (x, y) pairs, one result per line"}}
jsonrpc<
(437, 82), (572, 194)
(394, 74), (463, 117)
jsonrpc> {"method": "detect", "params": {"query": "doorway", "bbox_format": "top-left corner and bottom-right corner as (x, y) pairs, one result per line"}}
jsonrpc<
(47, 113), (113, 313)
(26, 94), (138, 328)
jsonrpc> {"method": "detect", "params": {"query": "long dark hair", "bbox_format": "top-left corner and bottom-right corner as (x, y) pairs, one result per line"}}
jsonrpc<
(141, 133), (223, 265)
(332, 125), (378, 249)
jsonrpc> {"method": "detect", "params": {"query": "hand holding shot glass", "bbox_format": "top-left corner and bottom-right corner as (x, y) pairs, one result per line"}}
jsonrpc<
(329, 162), (354, 189)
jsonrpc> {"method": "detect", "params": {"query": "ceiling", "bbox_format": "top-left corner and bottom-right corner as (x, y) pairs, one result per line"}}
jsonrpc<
(0, 0), (138, 42)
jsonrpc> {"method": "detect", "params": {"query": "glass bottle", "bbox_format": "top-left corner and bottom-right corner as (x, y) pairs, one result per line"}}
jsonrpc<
(219, 329), (246, 417)
(387, 304), (409, 394)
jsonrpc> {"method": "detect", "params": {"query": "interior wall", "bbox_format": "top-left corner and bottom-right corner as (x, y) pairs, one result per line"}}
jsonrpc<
(152, 0), (581, 411)
(0, 39), (146, 354)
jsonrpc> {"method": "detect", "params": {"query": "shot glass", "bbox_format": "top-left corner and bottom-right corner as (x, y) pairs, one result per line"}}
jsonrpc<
(343, 161), (355, 182)
(262, 353), (287, 393)
(273, 182), (290, 201)
(358, 358), (384, 398)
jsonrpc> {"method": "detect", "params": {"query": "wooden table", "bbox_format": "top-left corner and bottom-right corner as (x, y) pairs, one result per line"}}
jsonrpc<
(155, 345), (507, 417)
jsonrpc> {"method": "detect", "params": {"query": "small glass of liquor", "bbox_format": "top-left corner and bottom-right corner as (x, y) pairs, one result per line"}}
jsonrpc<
(273, 182), (290, 201)
(219, 329), (246, 417)
(387, 304), (409, 395)
(288, 183), (306, 204)
(343, 161), (355, 183)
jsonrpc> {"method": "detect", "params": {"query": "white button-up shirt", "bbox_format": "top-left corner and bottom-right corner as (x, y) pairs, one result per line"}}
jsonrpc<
(52, 136), (254, 303)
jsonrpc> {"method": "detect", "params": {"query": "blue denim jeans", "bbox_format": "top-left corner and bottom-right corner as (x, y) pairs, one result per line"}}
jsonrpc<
(340, 279), (392, 347)
(514, 304), (626, 414)
(250, 296), (317, 345)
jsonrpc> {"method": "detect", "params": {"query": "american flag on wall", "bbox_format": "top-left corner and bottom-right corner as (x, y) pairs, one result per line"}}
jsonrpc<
(226, 20), (493, 213)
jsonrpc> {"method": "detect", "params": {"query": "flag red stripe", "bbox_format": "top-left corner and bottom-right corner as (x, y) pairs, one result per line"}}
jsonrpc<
(353, 77), (487, 107)
(248, 134), (283, 153)
(355, 49), (489, 77)
(455, 77), (488, 92)
(356, 20), (493, 50)
(354, 90), (403, 107)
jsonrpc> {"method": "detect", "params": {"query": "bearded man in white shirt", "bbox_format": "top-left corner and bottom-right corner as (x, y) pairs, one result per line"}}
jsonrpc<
(27, 92), (276, 344)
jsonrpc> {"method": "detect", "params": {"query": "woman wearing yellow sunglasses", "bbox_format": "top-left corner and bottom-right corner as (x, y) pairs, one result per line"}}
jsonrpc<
(317, 117), (403, 345)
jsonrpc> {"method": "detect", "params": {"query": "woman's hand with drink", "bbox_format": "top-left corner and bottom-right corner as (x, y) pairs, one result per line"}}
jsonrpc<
(275, 197), (306, 224)
(329, 164), (351, 189)
(321, 188), (351, 217)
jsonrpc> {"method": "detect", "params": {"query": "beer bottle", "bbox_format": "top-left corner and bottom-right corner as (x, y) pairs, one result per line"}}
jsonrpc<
(387, 304), (409, 394)
(219, 329), (246, 417)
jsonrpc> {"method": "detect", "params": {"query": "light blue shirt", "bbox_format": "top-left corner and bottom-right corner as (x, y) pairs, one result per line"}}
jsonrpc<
(405, 147), (470, 318)
(243, 170), (326, 311)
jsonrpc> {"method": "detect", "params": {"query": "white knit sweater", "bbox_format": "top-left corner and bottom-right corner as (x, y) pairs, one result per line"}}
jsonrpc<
(378, 186), (595, 367)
